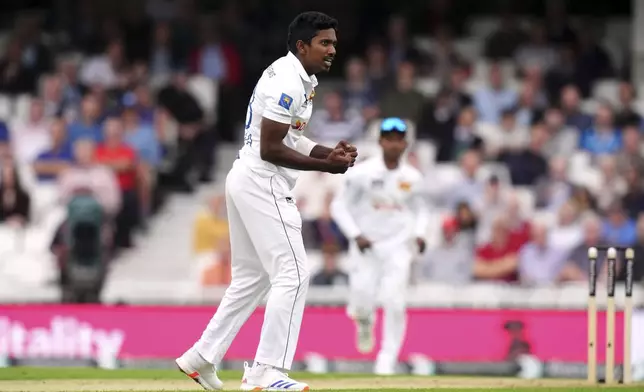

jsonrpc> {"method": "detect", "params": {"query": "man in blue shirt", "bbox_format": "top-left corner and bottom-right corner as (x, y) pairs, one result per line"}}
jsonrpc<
(67, 94), (104, 145)
(33, 118), (74, 182)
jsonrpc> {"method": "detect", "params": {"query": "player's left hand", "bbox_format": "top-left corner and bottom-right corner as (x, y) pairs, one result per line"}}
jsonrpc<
(416, 237), (426, 254)
(336, 140), (358, 166)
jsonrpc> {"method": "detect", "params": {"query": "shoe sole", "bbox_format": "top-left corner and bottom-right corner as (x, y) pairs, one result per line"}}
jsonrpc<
(240, 384), (310, 391)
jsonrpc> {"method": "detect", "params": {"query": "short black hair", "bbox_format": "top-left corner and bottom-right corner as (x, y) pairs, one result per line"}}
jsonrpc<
(287, 11), (338, 54)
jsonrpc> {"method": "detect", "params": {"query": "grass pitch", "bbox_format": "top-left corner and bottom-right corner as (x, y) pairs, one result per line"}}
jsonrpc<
(0, 366), (642, 392)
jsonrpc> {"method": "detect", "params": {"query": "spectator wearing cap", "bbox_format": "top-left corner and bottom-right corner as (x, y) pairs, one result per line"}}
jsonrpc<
(579, 102), (621, 157)
(420, 216), (475, 283)
(94, 117), (139, 249)
(32, 118), (73, 182)
(518, 222), (568, 286)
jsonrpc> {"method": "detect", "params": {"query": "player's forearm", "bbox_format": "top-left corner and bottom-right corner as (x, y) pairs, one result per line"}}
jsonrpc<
(309, 144), (333, 159)
(330, 198), (362, 239)
(261, 143), (330, 171)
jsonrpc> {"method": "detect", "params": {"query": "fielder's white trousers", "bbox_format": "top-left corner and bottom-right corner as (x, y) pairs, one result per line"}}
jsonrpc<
(347, 240), (413, 367)
(193, 160), (310, 370)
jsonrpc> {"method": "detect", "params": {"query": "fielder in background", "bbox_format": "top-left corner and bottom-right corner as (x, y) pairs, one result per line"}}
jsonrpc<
(331, 117), (429, 375)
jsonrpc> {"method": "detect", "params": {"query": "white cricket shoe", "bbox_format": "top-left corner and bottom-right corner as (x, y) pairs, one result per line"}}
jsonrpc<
(176, 349), (224, 390)
(240, 362), (310, 391)
(355, 319), (374, 354)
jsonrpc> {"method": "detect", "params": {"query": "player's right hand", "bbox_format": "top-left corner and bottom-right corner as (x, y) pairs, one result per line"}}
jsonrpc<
(355, 235), (372, 253)
(325, 148), (351, 174)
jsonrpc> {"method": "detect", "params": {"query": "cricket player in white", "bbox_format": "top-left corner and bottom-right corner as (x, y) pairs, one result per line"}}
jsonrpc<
(175, 12), (357, 391)
(331, 118), (429, 375)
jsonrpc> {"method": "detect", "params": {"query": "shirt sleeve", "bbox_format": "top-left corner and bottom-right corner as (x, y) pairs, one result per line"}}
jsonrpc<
(330, 172), (363, 239)
(409, 175), (430, 238)
(261, 81), (302, 125)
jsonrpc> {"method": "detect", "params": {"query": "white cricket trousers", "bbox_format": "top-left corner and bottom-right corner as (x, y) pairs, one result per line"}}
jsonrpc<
(193, 160), (310, 370)
(347, 240), (413, 366)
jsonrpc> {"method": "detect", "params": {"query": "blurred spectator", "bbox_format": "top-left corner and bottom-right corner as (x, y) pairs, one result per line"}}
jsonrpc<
(157, 70), (205, 190)
(570, 186), (598, 216)
(615, 81), (642, 128)
(0, 157), (31, 226)
(385, 15), (422, 73)
(595, 155), (627, 212)
(379, 61), (425, 125)
(544, 2), (578, 46)
(473, 63), (518, 124)
(341, 57), (379, 120)
(518, 222), (567, 286)
(293, 171), (345, 250)
(0, 121), (8, 151)
(128, 84), (157, 125)
(602, 201), (636, 247)
(579, 102), (622, 157)
(79, 40), (127, 90)
(558, 215), (606, 282)
(68, 94), (104, 145)
(514, 83), (544, 127)
(95, 118), (139, 249)
(541, 106), (578, 159)
(193, 194), (231, 287)
(455, 201), (479, 237)
(473, 216), (519, 282)
(0, 39), (37, 95)
(33, 118), (73, 182)
(618, 215), (644, 284)
(427, 27), (463, 80)
(544, 45), (577, 102)
(311, 244), (349, 286)
(189, 21), (241, 86)
(505, 194), (532, 247)
(574, 26), (614, 97)
(417, 88), (457, 148)
(420, 216), (475, 283)
(41, 74), (65, 118)
(57, 57), (86, 121)
(548, 200), (583, 253)
(559, 85), (592, 131)
(15, 14), (53, 76)
(534, 157), (573, 211)
(58, 139), (121, 216)
(10, 98), (51, 164)
(497, 124), (549, 186)
(483, 12), (527, 60)
(364, 42), (390, 99)
(514, 23), (559, 73)
(443, 64), (473, 110)
(473, 175), (510, 242)
(617, 125), (644, 175)
(307, 91), (365, 146)
(447, 106), (483, 162)
(444, 149), (484, 208)
(479, 108), (529, 159)
(621, 165), (644, 220)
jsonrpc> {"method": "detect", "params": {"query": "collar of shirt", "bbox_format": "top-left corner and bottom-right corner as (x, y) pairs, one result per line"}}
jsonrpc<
(286, 51), (318, 88)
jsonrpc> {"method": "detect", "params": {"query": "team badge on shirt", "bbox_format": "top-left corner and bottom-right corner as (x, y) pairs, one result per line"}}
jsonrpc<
(399, 181), (412, 191)
(279, 93), (293, 110)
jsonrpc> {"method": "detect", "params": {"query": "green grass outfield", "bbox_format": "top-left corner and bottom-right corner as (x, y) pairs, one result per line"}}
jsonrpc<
(0, 366), (643, 392)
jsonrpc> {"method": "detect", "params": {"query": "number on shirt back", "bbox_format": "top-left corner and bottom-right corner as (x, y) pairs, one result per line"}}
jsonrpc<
(243, 88), (256, 147)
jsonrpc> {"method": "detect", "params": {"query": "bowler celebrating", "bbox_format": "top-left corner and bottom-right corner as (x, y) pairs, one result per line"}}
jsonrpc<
(331, 118), (428, 375)
(176, 12), (356, 391)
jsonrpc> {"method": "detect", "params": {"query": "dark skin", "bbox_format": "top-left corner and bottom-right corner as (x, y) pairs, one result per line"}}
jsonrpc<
(260, 27), (357, 173)
(355, 132), (426, 254)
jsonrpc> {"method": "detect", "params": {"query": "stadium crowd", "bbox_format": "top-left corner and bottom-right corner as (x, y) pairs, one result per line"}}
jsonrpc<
(0, 0), (642, 301)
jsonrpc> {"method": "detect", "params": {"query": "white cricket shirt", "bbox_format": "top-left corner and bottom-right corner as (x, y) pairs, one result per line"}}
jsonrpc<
(331, 155), (429, 245)
(238, 51), (318, 189)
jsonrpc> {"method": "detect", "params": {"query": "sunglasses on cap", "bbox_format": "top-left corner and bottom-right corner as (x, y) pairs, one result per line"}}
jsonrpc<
(380, 117), (407, 133)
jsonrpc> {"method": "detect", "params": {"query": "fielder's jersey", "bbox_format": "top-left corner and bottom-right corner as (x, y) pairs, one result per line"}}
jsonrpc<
(238, 52), (318, 189)
(330, 156), (429, 245)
